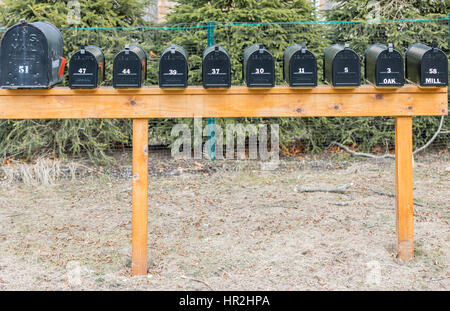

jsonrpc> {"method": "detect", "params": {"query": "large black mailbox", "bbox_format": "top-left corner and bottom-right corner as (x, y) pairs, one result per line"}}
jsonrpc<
(0, 19), (65, 89)
(242, 44), (275, 88)
(69, 45), (105, 89)
(405, 42), (448, 87)
(364, 43), (404, 87)
(113, 45), (147, 88)
(283, 44), (317, 87)
(323, 44), (360, 87)
(202, 45), (231, 88)
(159, 44), (189, 88)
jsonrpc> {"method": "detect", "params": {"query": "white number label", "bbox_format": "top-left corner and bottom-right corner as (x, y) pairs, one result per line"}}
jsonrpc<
(298, 68), (305, 73)
(211, 69), (220, 74)
(122, 69), (131, 74)
(169, 69), (178, 75)
(78, 68), (87, 74)
(344, 67), (349, 73)
(19, 66), (29, 74)
(255, 68), (265, 74)
(386, 68), (391, 73)
(429, 68), (438, 74)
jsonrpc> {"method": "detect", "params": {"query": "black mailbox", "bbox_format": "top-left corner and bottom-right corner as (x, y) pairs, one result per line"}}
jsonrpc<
(364, 43), (404, 87)
(113, 45), (147, 88)
(323, 44), (360, 87)
(159, 44), (188, 88)
(0, 19), (65, 89)
(69, 45), (105, 89)
(242, 44), (275, 88)
(405, 42), (448, 87)
(202, 45), (231, 88)
(283, 44), (317, 87)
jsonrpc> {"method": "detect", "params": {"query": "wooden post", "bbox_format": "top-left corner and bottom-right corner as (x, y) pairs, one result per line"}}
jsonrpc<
(132, 118), (149, 275)
(395, 116), (414, 260)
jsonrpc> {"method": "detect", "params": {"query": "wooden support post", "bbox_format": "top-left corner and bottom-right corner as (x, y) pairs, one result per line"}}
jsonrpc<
(132, 118), (149, 275)
(395, 116), (414, 260)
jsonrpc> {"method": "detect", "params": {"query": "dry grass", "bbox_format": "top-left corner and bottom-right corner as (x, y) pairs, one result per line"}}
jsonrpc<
(0, 152), (448, 290)
(0, 158), (92, 186)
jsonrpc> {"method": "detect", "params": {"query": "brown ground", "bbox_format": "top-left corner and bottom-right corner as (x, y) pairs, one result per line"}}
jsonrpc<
(0, 151), (448, 291)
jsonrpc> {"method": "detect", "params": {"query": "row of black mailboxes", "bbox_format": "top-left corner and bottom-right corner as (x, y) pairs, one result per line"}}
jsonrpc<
(62, 42), (450, 89)
(73, 44), (225, 89)
(0, 20), (189, 89)
(0, 20), (448, 89)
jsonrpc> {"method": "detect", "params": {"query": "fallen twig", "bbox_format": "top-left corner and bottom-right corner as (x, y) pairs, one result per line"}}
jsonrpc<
(331, 202), (350, 206)
(297, 183), (353, 194)
(413, 116), (445, 155)
(298, 183), (427, 207)
(331, 115), (446, 159)
(374, 206), (394, 210)
(181, 275), (214, 291)
(6, 213), (23, 218)
(369, 188), (394, 198)
(331, 142), (394, 159)
(369, 188), (426, 207)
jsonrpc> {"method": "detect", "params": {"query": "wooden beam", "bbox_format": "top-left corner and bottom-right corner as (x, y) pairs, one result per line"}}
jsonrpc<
(131, 119), (149, 276)
(0, 86), (446, 119)
(395, 116), (414, 260)
(0, 85), (445, 95)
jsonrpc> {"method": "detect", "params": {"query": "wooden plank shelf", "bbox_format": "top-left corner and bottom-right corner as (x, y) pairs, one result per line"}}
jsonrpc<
(0, 85), (447, 119)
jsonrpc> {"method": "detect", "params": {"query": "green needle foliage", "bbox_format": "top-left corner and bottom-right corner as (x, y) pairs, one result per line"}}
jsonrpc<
(0, 0), (152, 163)
(157, 0), (335, 152)
(158, 0), (449, 153)
(325, 0), (449, 151)
(0, 0), (447, 164)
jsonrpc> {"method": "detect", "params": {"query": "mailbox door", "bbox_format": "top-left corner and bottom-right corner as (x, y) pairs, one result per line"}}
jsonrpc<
(289, 52), (317, 87)
(420, 51), (448, 86)
(376, 51), (404, 87)
(203, 51), (231, 88)
(1, 26), (48, 88)
(69, 52), (98, 88)
(247, 51), (274, 87)
(332, 50), (360, 86)
(160, 52), (188, 88)
(113, 52), (142, 88)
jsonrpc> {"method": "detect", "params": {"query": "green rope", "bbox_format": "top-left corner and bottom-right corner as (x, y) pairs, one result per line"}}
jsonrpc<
(207, 22), (216, 162)
(214, 17), (450, 27)
(0, 16), (447, 32)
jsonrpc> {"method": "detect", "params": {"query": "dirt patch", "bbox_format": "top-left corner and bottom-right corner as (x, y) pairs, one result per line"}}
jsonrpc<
(0, 152), (448, 290)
